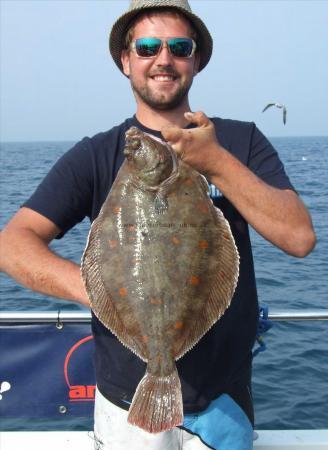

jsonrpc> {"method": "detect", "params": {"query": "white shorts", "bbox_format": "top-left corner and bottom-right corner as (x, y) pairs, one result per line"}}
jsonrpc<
(93, 387), (208, 450)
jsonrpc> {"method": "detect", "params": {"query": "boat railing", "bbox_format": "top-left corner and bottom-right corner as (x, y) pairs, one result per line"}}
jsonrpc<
(1, 310), (327, 449)
(1, 309), (328, 323)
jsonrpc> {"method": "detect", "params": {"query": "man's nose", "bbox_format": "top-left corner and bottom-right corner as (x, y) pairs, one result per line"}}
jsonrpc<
(154, 42), (174, 64)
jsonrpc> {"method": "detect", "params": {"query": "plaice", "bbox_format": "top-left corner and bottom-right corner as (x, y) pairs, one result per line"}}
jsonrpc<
(81, 126), (239, 433)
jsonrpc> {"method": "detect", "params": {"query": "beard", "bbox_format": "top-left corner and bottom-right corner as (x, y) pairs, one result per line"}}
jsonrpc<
(130, 68), (193, 111)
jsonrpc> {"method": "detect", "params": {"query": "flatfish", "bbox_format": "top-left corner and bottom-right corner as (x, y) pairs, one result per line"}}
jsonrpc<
(81, 126), (239, 433)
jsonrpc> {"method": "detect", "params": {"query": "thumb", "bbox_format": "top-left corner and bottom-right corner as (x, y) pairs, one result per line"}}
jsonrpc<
(161, 126), (183, 145)
(184, 111), (210, 128)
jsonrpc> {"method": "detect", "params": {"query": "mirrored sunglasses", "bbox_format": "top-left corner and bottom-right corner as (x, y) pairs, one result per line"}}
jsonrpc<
(130, 37), (196, 58)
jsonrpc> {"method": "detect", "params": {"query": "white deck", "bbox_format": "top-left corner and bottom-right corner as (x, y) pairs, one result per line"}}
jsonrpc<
(0, 430), (327, 449)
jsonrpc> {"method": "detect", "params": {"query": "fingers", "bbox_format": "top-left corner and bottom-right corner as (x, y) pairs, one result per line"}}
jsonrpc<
(161, 126), (185, 159)
(161, 111), (212, 162)
(161, 126), (183, 145)
(162, 112), (210, 144)
(184, 111), (210, 128)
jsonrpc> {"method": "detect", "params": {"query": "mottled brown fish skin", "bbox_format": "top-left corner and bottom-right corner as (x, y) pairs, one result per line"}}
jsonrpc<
(81, 126), (239, 433)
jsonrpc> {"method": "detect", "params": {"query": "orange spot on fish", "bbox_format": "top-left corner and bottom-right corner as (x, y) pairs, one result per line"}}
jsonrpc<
(174, 321), (184, 330)
(197, 201), (209, 214)
(220, 271), (226, 279)
(108, 239), (118, 248)
(223, 233), (230, 240)
(198, 240), (209, 249)
(113, 206), (121, 215)
(128, 225), (135, 232)
(184, 178), (193, 186)
(131, 257), (141, 265)
(190, 275), (200, 286)
(141, 335), (149, 343)
(150, 298), (163, 305)
(119, 287), (128, 297)
(172, 236), (180, 245)
(128, 236), (136, 241)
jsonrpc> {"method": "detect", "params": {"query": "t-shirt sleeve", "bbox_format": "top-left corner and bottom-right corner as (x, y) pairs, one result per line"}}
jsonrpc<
(248, 124), (295, 191)
(23, 137), (94, 238)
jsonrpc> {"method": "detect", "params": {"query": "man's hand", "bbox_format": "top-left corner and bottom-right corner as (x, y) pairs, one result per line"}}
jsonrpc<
(162, 110), (315, 258)
(161, 111), (221, 177)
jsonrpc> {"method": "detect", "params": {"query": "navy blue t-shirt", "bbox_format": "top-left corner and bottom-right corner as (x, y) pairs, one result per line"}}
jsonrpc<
(24, 116), (294, 417)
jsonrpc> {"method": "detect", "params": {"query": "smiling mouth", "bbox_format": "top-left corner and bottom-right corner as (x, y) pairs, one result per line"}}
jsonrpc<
(150, 74), (177, 82)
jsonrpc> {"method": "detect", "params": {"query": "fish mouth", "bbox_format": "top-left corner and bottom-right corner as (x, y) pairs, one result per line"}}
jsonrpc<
(125, 126), (143, 142)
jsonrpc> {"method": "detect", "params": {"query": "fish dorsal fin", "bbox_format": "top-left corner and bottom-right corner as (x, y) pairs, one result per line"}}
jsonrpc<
(173, 206), (239, 360)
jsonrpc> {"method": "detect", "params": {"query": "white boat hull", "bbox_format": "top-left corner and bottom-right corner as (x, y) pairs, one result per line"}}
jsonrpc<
(1, 430), (328, 449)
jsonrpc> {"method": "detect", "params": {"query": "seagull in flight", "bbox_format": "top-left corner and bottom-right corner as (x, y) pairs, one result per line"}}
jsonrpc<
(262, 103), (287, 125)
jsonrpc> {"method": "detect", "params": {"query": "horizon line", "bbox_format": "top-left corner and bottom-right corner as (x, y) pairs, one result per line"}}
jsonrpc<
(1, 134), (328, 144)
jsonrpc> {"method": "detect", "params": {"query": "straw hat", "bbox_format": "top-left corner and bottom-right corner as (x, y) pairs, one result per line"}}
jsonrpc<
(109, 0), (212, 73)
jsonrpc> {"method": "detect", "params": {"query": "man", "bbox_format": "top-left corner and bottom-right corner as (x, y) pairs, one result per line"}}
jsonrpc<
(0, 1), (315, 449)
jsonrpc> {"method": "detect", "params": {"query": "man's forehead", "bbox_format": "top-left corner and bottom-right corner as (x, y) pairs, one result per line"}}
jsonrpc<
(131, 10), (193, 36)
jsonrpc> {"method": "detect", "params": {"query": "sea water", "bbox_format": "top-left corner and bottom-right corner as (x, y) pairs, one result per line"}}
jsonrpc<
(0, 136), (327, 430)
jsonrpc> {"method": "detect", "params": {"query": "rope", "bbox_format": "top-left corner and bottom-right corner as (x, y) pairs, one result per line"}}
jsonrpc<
(253, 305), (273, 357)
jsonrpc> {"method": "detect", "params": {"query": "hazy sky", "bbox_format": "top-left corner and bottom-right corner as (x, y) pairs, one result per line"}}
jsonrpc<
(1, 0), (327, 141)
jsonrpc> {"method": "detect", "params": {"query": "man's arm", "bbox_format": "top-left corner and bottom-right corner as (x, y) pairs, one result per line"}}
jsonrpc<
(162, 111), (316, 257)
(0, 207), (90, 307)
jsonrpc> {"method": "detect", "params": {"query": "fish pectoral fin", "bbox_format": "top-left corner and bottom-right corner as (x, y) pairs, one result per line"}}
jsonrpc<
(127, 367), (183, 433)
(154, 193), (168, 214)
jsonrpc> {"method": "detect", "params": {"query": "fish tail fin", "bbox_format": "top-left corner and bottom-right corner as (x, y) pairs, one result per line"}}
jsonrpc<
(127, 367), (183, 433)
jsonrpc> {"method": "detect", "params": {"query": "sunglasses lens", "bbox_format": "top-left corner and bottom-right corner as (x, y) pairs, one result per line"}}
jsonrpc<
(135, 38), (162, 57)
(134, 38), (195, 58)
(168, 38), (194, 57)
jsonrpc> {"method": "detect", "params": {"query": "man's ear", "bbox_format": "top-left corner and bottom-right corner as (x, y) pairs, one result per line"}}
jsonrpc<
(121, 50), (130, 77)
(193, 52), (200, 76)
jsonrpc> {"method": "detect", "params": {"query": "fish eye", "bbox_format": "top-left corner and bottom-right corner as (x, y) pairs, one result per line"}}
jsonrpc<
(123, 146), (133, 161)
(131, 139), (141, 150)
